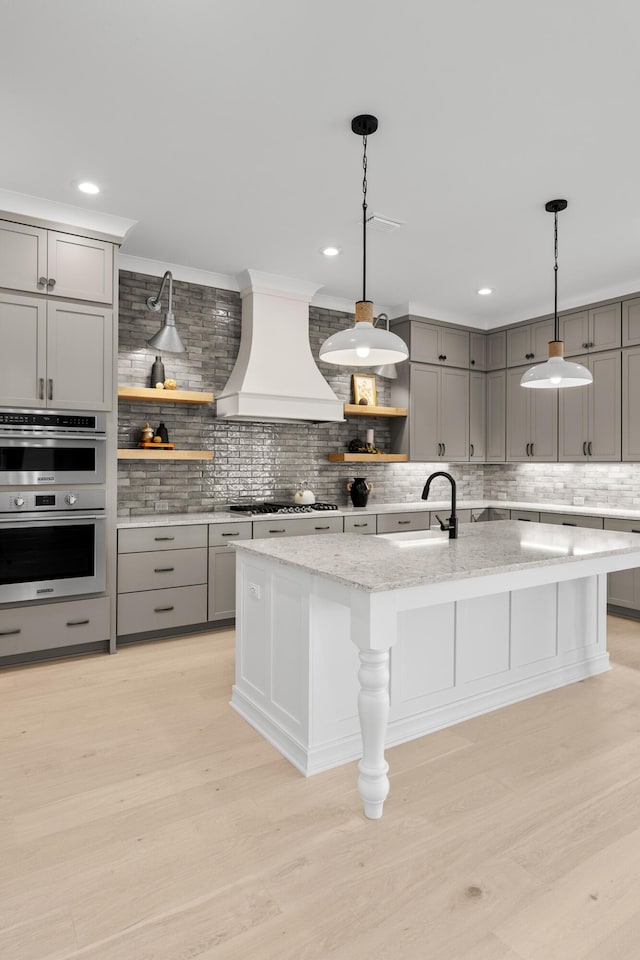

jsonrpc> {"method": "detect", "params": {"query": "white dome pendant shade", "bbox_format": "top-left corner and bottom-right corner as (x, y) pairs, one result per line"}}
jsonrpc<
(520, 340), (593, 388)
(521, 199), (592, 390)
(319, 115), (409, 368)
(319, 300), (408, 366)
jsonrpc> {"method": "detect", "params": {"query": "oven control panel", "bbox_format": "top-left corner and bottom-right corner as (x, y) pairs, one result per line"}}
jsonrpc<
(0, 490), (106, 513)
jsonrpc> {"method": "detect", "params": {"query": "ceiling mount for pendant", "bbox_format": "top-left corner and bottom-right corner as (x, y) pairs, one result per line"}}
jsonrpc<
(319, 114), (409, 367)
(521, 198), (592, 390)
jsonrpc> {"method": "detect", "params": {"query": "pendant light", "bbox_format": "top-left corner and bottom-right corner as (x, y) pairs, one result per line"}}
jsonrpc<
(319, 115), (409, 367)
(521, 200), (592, 389)
(147, 270), (186, 353)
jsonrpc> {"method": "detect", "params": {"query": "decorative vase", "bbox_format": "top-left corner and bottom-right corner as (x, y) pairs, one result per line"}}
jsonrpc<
(150, 356), (165, 388)
(155, 422), (169, 443)
(347, 477), (373, 508)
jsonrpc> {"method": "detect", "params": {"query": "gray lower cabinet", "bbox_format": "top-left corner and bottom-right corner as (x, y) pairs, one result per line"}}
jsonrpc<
(539, 512), (604, 529)
(208, 521), (252, 620)
(251, 515), (343, 539)
(0, 596), (110, 659)
(376, 511), (431, 533)
(506, 367), (558, 461)
(117, 524), (208, 638)
(604, 518), (640, 610)
(558, 350), (621, 461)
(344, 515), (377, 534)
(469, 371), (486, 461)
(510, 509), (540, 522)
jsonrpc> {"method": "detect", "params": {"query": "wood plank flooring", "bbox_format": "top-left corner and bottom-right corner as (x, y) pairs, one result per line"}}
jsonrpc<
(2, 617), (640, 959)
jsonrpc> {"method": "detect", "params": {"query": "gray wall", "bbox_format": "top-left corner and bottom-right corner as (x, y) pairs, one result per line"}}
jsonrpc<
(117, 271), (485, 517)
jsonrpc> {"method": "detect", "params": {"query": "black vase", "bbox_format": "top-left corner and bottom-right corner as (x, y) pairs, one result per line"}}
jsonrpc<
(155, 422), (169, 443)
(150, 356), (165, 387)
(349, 477), (371, 508)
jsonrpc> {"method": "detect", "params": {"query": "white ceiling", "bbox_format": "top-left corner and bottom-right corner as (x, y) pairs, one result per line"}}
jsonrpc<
(3, 0), (640, 329)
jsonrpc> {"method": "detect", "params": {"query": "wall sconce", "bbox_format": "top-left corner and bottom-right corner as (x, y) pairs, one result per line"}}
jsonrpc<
(147, 271), (185, 353)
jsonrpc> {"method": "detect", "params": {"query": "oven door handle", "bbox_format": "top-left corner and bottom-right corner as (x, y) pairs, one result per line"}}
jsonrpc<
(0, 433), (106, 441)
(0, 513), (106, 523)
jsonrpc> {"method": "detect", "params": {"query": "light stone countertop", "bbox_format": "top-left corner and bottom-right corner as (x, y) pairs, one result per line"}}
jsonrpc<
(234, 521), (640, 593)
(117, 498), (640, 529)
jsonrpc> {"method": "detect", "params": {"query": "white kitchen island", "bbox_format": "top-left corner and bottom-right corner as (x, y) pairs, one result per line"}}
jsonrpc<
(231, 521), (640, 819)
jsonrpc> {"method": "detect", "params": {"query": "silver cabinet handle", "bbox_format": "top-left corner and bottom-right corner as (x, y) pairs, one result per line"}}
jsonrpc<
(39, 377), (45, 400)
(38, 276), (47, 287)
(221, 531), (240, 537)
(46, 278), (56, 288)
(269, 528), (286, 534)
(66, 619), (90, 627)
(47, 379), (53, 400)
(588, 441), (592, 456)
(0, 628), (21, 636)
(154, 536), (175, 541)
(154, 606), (175, 613)
(154, 566), (175, 573)
(314, 525), (330, 530)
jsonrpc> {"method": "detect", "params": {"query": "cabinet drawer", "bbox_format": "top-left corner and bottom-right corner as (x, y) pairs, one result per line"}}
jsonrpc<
(118, 524), (207, 553)
(208, 521), (252, 547)
(118, 547), (207, 594)
(539, 512), (603, 529)
(252, 515), (343, 538)
(344, 515), (377, 534)
(510, 509), (540, 522)
(0, 596), (109, 657)
(117, 584), (207, 637)
(376, 511), (431, 533)
(604, 518), (640, 534)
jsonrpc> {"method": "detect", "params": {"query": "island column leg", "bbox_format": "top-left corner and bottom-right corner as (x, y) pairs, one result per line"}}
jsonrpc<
(357, 648), (390, 819)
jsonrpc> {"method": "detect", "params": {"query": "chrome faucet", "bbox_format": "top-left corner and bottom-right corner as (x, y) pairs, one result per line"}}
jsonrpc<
(421, 471), (458, 539)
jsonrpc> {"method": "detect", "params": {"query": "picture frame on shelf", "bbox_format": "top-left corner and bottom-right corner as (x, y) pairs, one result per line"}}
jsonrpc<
(352, 373), (377, 406)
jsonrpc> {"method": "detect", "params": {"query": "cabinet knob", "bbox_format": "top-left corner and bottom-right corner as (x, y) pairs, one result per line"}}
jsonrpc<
(582, 342), (589, 349)
(470, 359), (475, 365)
(38, 276), (47, 287)
(46, 278), (56, 288)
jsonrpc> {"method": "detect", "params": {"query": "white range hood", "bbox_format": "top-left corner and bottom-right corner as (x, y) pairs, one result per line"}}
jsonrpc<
(216, 270), (344, 423)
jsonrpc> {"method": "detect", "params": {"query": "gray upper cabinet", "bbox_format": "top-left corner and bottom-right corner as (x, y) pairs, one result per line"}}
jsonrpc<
(486, 330), (506, 370)
(558, 350), (621, 461)
(410, 321), (470, 368)
(392, 362), (469, 461)
(469, 333), (487, 371)
(486, 369), (506, 461)
(0, 220), (113, 304)
(0, 291), (113, 410)
(622, 346), (640, 461)
(506, 366), (557, 461)
(469, 370), (486, 461)
(622, 298), (640, 346)
(559, 303), (621, 357)
(506, 319), (554, 367)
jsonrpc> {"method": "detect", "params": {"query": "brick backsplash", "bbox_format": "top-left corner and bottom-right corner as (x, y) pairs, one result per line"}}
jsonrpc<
(118, 271), (640, 516)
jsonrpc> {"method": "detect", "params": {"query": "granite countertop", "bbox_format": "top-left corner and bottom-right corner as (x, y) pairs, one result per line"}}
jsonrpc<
(233, 521), (640, 593)
(116, 498), (640, 529)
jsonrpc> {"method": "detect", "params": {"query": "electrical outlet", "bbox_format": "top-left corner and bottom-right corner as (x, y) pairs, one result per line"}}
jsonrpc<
(573, 496), (585, 506)
(249, 582), (262, 600)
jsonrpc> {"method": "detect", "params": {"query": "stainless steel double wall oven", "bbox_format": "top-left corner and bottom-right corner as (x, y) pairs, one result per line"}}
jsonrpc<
(0, 410), (108, 603)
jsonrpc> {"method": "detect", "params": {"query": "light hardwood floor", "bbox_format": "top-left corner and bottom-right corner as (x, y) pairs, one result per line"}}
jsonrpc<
(2, 617), (640, 959)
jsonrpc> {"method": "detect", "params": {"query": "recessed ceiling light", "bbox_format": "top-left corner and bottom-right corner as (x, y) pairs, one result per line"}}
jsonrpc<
(322, 246), (341, 257)
(477, 287), (493, 296)
(78, 181), (100, 195)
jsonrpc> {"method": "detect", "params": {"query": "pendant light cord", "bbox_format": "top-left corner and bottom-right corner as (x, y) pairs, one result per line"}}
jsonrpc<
(361, 133), (368, 303)
(553, 209), (559, 341)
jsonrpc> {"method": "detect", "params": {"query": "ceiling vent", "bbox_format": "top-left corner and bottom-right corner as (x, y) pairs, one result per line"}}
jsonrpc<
(365, 213), (404, 233)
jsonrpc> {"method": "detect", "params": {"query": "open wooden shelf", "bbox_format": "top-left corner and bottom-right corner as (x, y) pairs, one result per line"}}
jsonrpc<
(118, 386), (214, 404)
(327, 453), (408, 463)
(343, 403), (407, 418)
(117, 449), (213, 461)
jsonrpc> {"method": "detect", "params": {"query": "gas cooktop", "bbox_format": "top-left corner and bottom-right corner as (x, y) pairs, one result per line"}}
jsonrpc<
(229, 501), (339, 515)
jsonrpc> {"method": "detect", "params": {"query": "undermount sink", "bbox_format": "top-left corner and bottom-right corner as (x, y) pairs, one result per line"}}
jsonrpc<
(375, 529), (450, 546)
